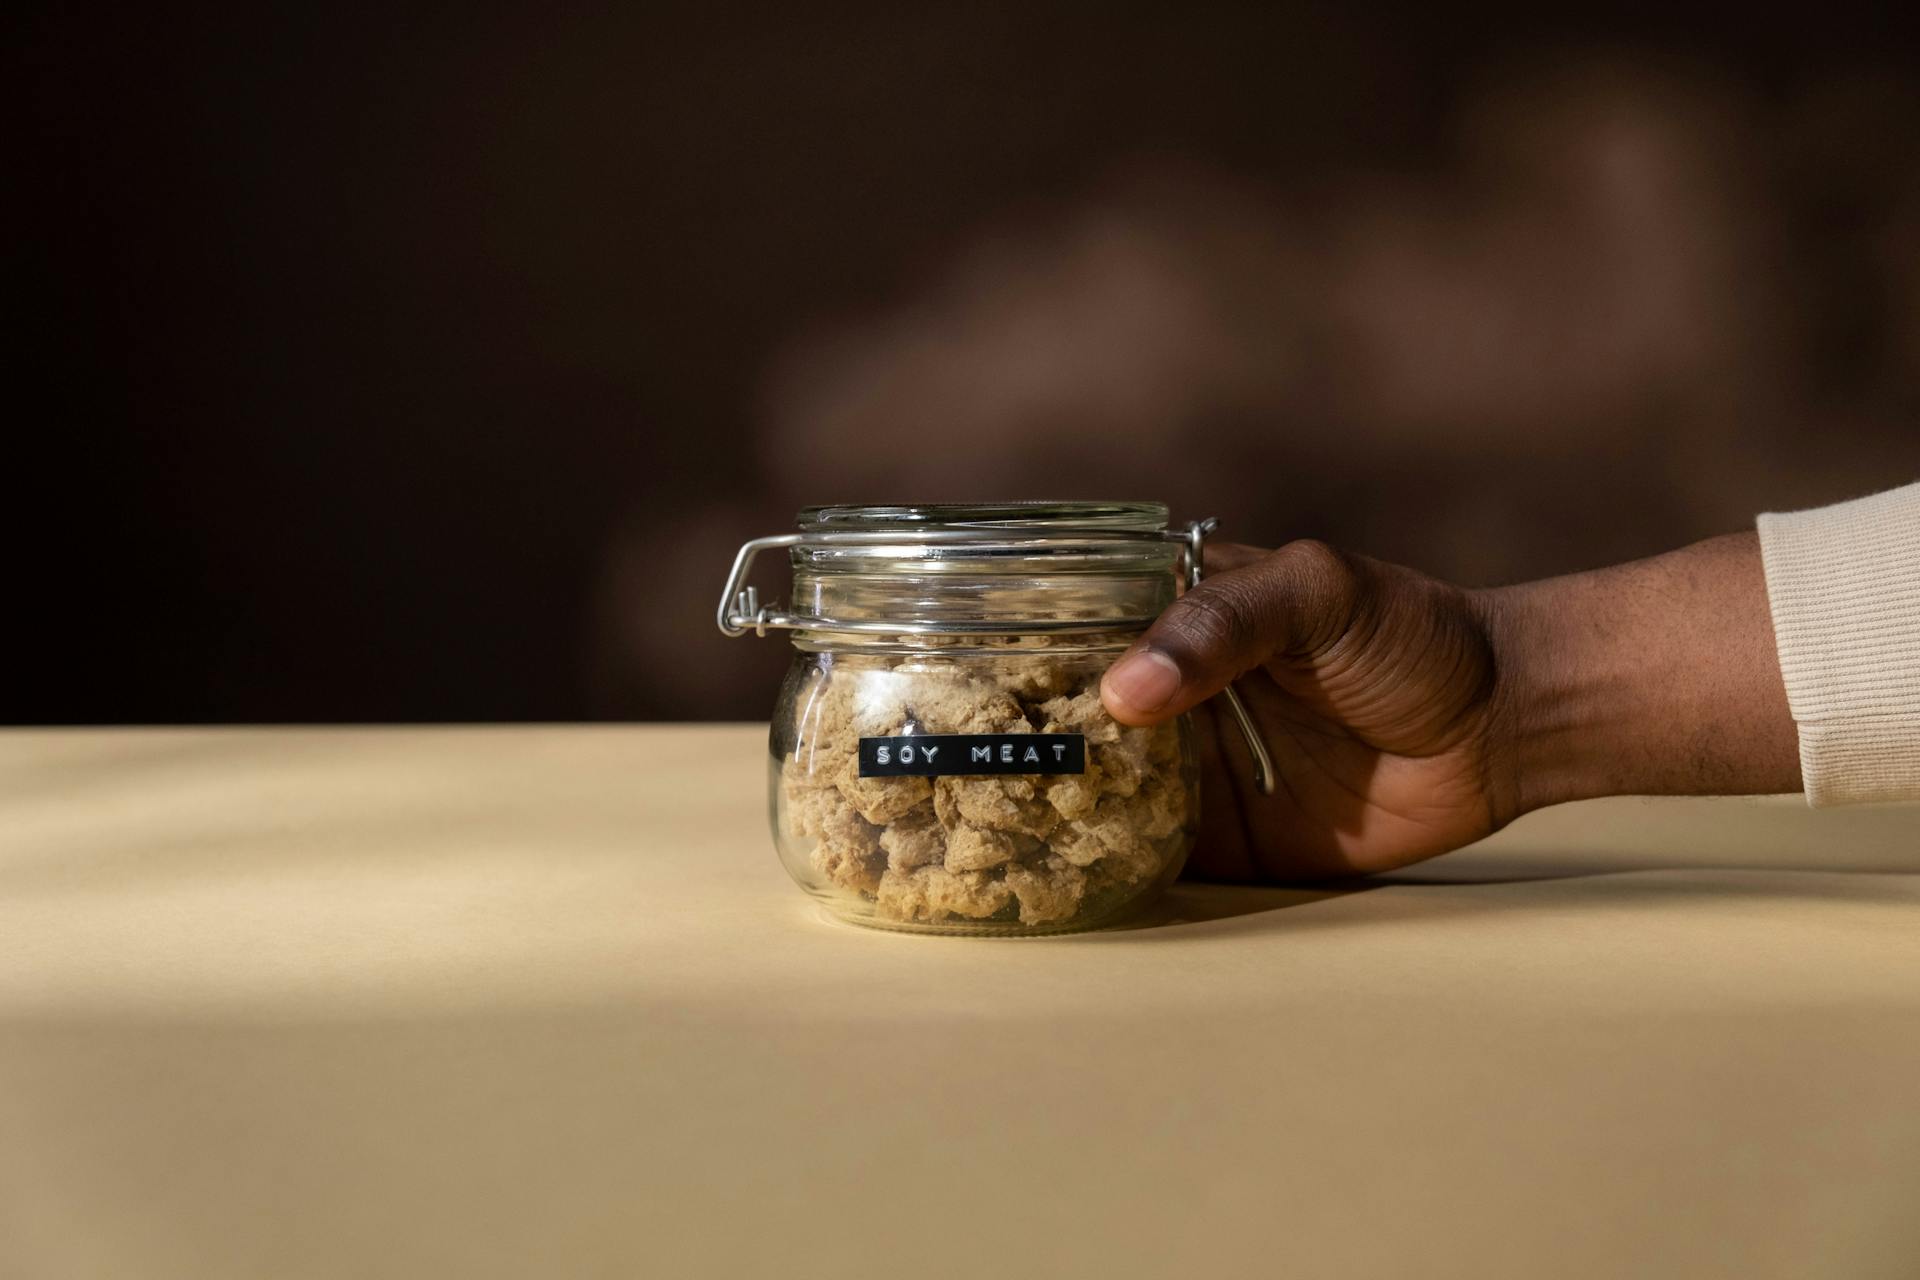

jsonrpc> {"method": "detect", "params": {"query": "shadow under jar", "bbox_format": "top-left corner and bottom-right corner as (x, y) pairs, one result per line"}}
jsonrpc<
(718, 502), (1264, 936)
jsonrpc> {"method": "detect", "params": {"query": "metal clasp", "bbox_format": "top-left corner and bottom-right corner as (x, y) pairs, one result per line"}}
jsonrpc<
(1181, 517), (1278, 795)
(716, 533), (804, 638)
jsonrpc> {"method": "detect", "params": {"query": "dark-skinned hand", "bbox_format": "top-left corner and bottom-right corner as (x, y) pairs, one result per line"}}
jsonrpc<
(1101, 534), (1800, 882)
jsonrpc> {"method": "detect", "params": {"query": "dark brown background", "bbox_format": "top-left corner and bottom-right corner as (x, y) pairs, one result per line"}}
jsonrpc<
(12, 3), (1920, 724)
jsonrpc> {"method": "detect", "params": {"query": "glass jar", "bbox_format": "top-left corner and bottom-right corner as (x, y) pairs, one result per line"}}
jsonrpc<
(717, 502), (1271, 936)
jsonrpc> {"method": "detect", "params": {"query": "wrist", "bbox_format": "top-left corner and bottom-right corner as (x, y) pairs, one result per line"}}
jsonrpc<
(1476, 574), (1629, 821)
(1474, 533), (1801, 821)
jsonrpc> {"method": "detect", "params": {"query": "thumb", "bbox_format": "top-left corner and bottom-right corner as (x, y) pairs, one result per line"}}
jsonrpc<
(1100, 540), (1359, 725)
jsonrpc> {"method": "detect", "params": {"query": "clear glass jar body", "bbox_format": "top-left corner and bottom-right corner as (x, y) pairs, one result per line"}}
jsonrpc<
(737, 502), (1201, 935)
(769, 638), (1199, 935)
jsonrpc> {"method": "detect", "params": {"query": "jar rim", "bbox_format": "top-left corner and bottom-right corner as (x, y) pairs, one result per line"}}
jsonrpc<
(795, 501), (1169, 533)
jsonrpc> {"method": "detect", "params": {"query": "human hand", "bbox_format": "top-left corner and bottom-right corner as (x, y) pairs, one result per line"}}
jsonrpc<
(1101, 533), (1800, 881)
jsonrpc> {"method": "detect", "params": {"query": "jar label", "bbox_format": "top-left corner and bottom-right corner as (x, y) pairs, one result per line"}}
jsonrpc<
(858, 733), (1086, 777)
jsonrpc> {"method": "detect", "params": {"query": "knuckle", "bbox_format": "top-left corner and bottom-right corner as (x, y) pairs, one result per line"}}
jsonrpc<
(1263, 539), (1366, 653)
(1161, 580), (1261, 659)
(1270, 539), (1354, 591)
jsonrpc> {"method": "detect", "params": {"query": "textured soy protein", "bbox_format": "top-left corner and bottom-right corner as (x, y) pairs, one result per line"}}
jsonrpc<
(778, 649), (1192, 928)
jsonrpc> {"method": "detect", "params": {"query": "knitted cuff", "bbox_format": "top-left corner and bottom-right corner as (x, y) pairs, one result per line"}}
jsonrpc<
(1758, 482), (1920, 806)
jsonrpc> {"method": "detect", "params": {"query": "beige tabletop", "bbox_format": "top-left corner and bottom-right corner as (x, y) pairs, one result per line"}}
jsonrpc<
(2, 726), (1917, 1279)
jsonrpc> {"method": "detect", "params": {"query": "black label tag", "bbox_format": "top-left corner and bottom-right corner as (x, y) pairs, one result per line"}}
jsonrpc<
(858, 733), (1086, 777)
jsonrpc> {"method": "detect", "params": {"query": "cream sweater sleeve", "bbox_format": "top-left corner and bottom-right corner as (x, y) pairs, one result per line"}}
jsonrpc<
(1757, 481), (1920, 806)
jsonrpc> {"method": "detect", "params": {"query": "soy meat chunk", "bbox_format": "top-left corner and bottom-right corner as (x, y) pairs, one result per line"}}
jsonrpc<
(783, 762), (877, 849)
(1093, 724), (1159, 797)
(880, 667), (971, 732)
(1085, 840), (1173, 897)
(876, 865), (1014, 922)
(962, 690), (1036, 733)
(784, 732), (849, 789)
(1044, 759), (1103, 822)
(902, 674), (1030, 734)
(925, 866), (1015, 919)
(1034, 690), (1114, 820)
(1088, 831), (1166, 887)
(1061, 780), (1189, 882)
(1004, 858), (1088, 925)
(789, 670), (934, 823)
(813, 839), (885, 895)
(878, 804), (947, 872)
(779, 756), (817, 812)
(1046, 821), (1109, 868)
(837, 771), (933, 825)
(1076, 782), (1185, 852)
(783, 758), (886, 886)
(933, 776), (1059, 839)
(789, 694), (858, 784)
(1131, 775), (1189, 839)
(1038, 688), (1170, 797)
(943, 822), (1023, 873)
(1036, 689), (1124, 744)
(795, 665), (918, 781)
(930, 776), (958, 829)
(996, 658), (1076, 702)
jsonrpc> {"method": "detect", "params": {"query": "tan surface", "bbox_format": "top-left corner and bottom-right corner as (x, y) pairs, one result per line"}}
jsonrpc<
(2, 725), (1917, 1279)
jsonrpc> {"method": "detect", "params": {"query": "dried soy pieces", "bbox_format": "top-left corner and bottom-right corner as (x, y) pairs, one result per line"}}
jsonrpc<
(780, 652), (1191, 928)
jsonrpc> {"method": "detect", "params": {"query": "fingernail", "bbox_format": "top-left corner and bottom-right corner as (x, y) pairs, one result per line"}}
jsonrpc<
(1104, 648), (1183, 714)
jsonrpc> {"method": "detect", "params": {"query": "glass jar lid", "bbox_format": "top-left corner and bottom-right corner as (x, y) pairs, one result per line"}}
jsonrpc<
(789, 502), (1181, 579)
(719, 502), (1200, 639)
(788, 502), (1182, 638)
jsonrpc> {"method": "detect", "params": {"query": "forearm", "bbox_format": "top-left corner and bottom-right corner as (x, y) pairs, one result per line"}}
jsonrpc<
(1481, 531), (1802, 819)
